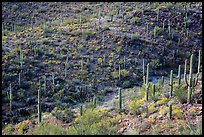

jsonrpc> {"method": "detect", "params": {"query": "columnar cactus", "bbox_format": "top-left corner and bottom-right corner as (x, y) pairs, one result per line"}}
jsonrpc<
(19, 47), (23, 69)
(169, 103), (172, 120)
(44, 75), (46, 94)
(98, 8), (101, 30)
(184, 59), (187, 81)
(185, 53), (200, 104)
(162, 76), (164, 87)
(38, 80), (42, 124)
(197, 50), (201, 74)
(119, 88), (122, 109)
(177, 65), (181, 85)
(157, 9), (159, 22)
(103, 55), (106, 66)
(153, 26), (156, 38)
(146, 23), (149, 34)
(145, 63), (150, 101)
(153, 84), (156, 98)
(168, 20), (171, 38)
(119, 64), (121, 80)
(123, 56), (126, 69)
(142, 59), (145, 85)
(19, 72), (21, 86)
(51, 73), (55, 92)
(81, 59), (83, 71)
(169, 70), (173, 97)
(162, 20), (165, 31)
(93, 96), (96, 108)
(9, 83), (12, 111)
(80, 105), (83, 116)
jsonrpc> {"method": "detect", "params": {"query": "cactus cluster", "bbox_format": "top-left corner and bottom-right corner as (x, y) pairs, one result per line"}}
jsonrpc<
(184, 50), (201, 104)
(143, 61), (150, 101)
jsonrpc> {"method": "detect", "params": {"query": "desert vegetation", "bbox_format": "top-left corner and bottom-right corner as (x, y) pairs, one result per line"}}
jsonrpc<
(2, 2), (202, 135)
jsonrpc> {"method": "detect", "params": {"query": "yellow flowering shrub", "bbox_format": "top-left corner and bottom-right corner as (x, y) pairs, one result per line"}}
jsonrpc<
(148, 102), (156, 114)
(158, 106), (169, 115)
(129, 96), (146, 114)
(156, 97), (169, 106)
(172, 107), (183, 119)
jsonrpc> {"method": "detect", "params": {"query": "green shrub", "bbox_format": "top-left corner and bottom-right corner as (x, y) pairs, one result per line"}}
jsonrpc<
(51, 106), (74, 123)
(4, 124), (14, 135)
(178, 120), (202, 135)
(149, 59), (161, 70)
(121, 69), (129, 78)
(122, 80), (132, 88)
(112, 70), (119, 79)
(174, 85), (187, 104)
(67, 108), (120, 135)
(31, 122), (68, 135)
(129, 96), (146, 115)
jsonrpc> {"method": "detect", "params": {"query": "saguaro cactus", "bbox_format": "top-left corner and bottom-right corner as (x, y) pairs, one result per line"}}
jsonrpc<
(38, 80), (42, 124)
(169, 103), (172, 120)
(123, 56), (126, 69)
(184, 59), (187, 81)
(119, 64), (121, 81)
(146, 63), (150, 101)
(169, 70), (173, 97)
(9, 83), (12, 111)
(93, 96), (96, 108)
(119, 88), (122, 109)
(153, 84), (156, 98)
(80, 105), (83, 116)
(19, 47), (23, 69)
(146, 23), (149, 34)
(19, 72), (21, 86)
(44, 75), (46, 94)
(168, 20), (171, 38)
(185, 52), (200, 104)
(144, 63), (150, 101)
(177, 65), (181, 85)
(142, 59), (145, 85)
(161, 76), (164, 87)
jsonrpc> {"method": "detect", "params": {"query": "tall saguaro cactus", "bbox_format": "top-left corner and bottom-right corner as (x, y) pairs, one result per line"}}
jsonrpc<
(146, 63), (150, 101)
(184, 59), (187, 81)
(185, 52), (200, 104)
(38, 80), (42, 124)
(142, 59), (145, 85)
(177, 65), (181, 85)
(169, 70), (173, 97)
(119, 88), (122, 109)
(80, 105), (83, 116)
(9, 83), (12, 111)
(44, 75), (46, 94)
(169, 103), (172, 120)
(143, 63), (150, 101)
(119, 64), (121, 81)
(19, 72), (21, 86)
